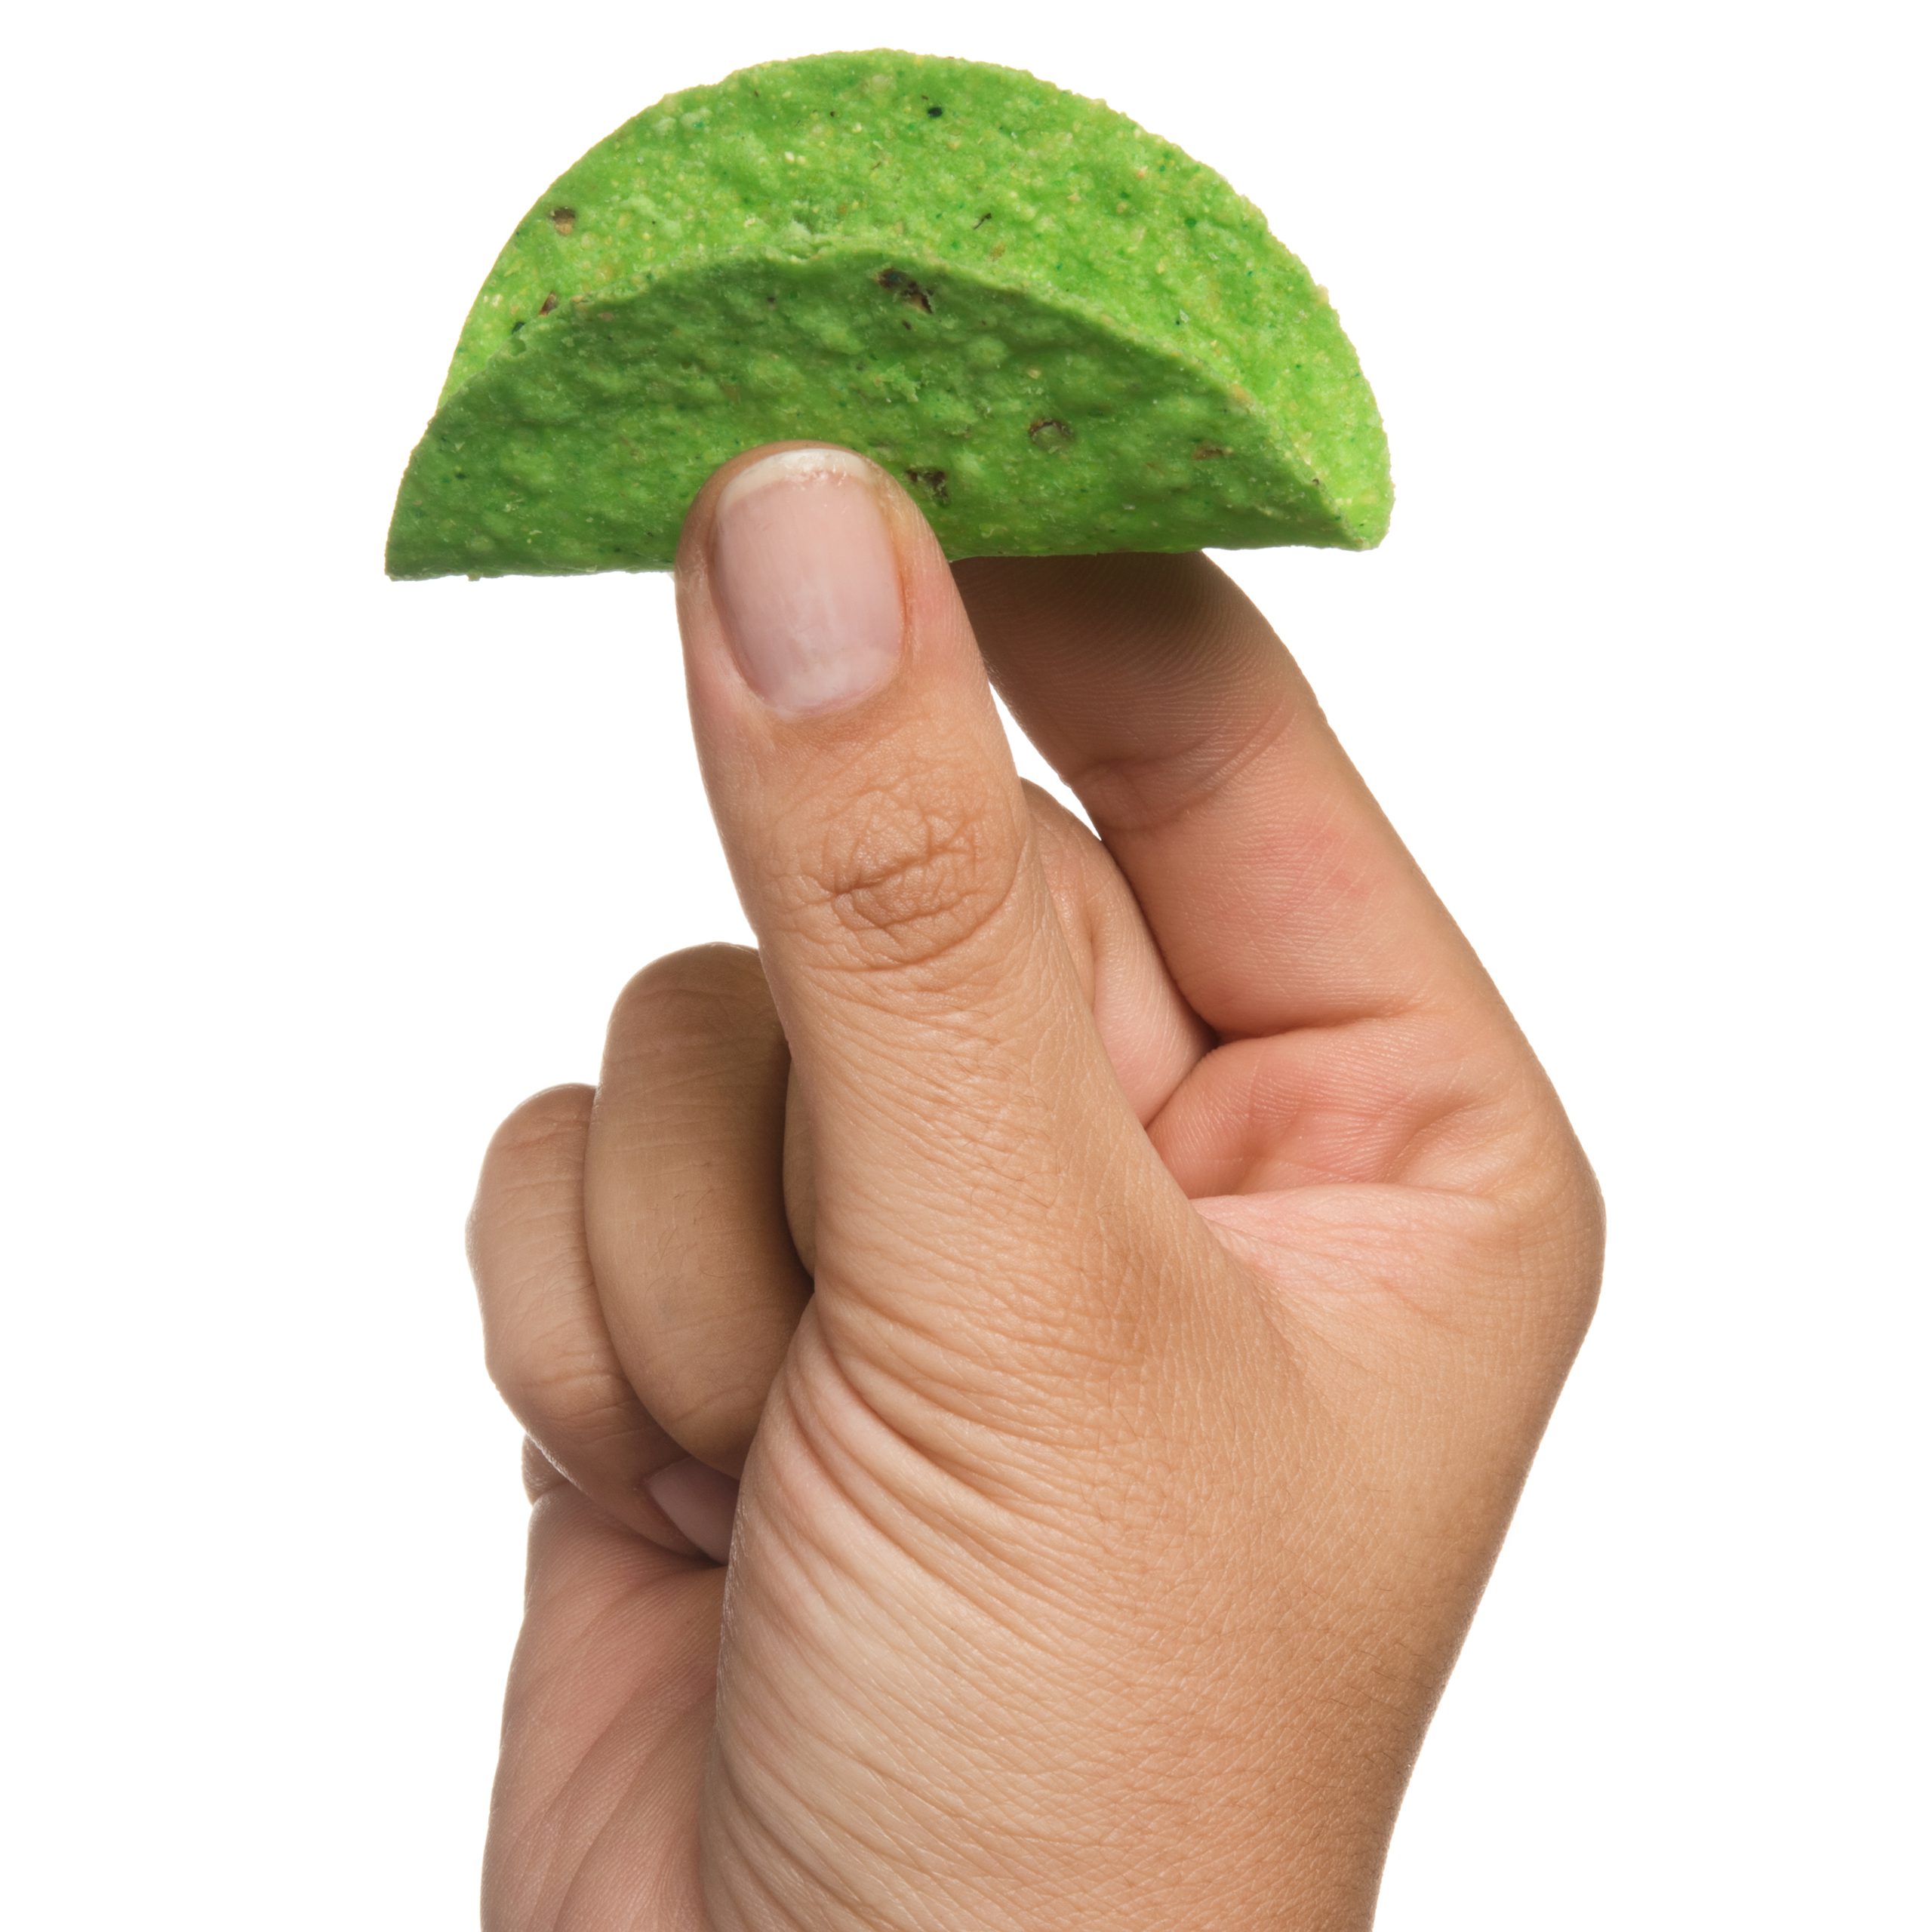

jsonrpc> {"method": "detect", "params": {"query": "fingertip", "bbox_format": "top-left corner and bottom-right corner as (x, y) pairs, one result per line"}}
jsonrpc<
(645, 1457), (740, 1565)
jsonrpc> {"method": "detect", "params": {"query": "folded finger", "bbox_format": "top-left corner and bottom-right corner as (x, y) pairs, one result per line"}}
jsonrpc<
(469, 1084), (728, 1555)
(584, 945), (811, 1478)
(955, 553), (1503, 1039)
(1023, 780), (1210, 1124)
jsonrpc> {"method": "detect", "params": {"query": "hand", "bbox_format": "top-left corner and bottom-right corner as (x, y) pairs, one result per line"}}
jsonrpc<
(467, 445), (1602, 1930)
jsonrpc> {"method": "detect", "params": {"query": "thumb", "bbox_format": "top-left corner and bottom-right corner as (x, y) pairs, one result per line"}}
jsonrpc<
(674, 445), (1186, 1395)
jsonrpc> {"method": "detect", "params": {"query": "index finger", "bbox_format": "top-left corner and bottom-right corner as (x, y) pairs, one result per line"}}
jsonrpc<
(953, 552), (1498, 1039)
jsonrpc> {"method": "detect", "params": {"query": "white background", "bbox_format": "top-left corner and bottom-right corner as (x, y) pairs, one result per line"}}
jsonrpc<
(4, 2), (1924, 1924)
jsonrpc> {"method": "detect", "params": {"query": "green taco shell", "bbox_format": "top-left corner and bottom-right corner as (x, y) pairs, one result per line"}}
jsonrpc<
(386, 50), (1391, 579)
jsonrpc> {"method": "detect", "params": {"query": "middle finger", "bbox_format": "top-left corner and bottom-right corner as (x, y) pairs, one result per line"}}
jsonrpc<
(585, 943), (811, 1478)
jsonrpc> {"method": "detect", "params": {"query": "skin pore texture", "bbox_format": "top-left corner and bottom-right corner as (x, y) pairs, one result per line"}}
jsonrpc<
(464, 445), (1601, 1930)
(386, 51), (1391, 579)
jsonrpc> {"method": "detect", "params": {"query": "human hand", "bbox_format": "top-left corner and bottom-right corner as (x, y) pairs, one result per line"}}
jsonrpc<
(467, 445), (1602, 1930)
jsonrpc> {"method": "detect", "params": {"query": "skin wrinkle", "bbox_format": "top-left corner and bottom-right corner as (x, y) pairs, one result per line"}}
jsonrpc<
(1025, 786), (1211, 1123)
(752, 1343), (999, 1611)
(769, 1313), (1205, 1639)
(818, 1251), (1144, 1398)
(1062, 677), (1304, 847)
(803, 881), (1101, 1090)
(722, 1553), (1189, 1916)
(715, 1488), (1096, 1921)
(706, 1751), (852, 1932)
(494, 1571), (716, 1925)
(1201, 1201), (1503, 1361)
(799, 1229), (1174, 1453)
(798, 1068), (1104, 1265)
(715, 1672), (920, 1915)
(510, 1551), (718, 1730)
(803, 1272), (1159, 1509)
(487, 1315), (624, 1421)
(770, 825), (1036, 991)
(726, 1580), (1044, 1878)
(811, 959), (1066, 1115)
(807, 1118), (1077, 1299)
(540, 1683), (693, 1931)
(814, 803), (1017, 963)
(521, 1384), (658, 1461)
(1149, 1004), (1537, 1198)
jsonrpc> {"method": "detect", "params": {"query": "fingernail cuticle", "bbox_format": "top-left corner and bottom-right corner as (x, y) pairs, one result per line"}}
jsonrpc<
(709, 448), (905, 718)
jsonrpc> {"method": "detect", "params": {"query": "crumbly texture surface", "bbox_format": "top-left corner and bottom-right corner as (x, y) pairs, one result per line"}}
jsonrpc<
(386, 51), (1392, 578)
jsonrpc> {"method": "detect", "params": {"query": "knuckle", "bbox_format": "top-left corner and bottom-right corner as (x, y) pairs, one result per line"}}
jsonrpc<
(653, 1373), (766, 1469)
(470, 1087), (590, 1269)
(623, 1284), (792, 1466)
(485, 1084), (595, 1165)
(606, 943), (771, 1066)
(519, 1435), (571, 1504)
(1552, 1155), (1607, 1320)
(783, 777), (1025, 975)
(1499, 1110), (1606, 1339)
(487, 1334), (638, 1449)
